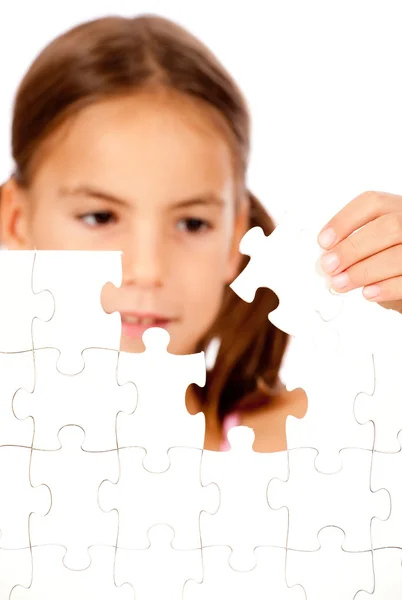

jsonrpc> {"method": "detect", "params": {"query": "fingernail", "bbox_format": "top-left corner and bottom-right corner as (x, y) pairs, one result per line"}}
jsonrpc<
(320, 252), (340, 273)
(331, 272), (349, 290)
(363, 285), (380, 299)
(318, 228), (337, 249)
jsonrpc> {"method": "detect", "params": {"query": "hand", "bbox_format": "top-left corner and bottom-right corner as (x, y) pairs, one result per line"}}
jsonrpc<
(317, 191), (402, 313)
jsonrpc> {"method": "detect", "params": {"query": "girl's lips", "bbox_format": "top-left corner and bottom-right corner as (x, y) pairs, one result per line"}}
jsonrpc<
(120, 318), (172, 339)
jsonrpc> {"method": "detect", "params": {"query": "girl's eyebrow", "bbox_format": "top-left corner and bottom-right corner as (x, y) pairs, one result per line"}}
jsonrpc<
(58, 185), (226, 209)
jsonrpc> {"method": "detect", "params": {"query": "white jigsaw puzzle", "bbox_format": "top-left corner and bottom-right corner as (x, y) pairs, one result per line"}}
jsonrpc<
(0, 251), (53, 353)
(199, 426), (288, 570)
(116, 327), (206, 472)
(32, 251), (122, 374)
(11, 546), (133, 600)
(13, 347), (136, 451)
(267, 447), (390, 551)
(355, 351), (402, 453)
(355, 548), (402, 599)
(0, 446), (50, 550)
(184, 545), (306, 599)
(99, 446), (218, 550)
(284, 333), (375, 473)
(286, 527), (374, 599)
(0, 209), (402, 599)
(114, 525), (203, 600)
(369, 431), (402, 550)
(0, 351), (35, 447)
(29, 426), (119, 570)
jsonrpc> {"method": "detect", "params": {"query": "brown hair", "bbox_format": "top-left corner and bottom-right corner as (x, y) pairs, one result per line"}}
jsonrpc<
(4, 14), (289, 421)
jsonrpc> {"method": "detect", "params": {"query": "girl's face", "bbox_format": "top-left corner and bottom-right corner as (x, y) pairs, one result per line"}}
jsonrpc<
(1, 91), (248, 354)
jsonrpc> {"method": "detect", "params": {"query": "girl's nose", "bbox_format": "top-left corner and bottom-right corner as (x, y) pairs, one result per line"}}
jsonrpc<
(121, 227), (164, 288)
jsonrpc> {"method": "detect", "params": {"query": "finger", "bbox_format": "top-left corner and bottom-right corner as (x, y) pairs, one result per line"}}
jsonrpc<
(329, 244), (402, 292)
(318, 191), (401, 249)
(320, 212), (402, 276)
(363, 276), (402, 303)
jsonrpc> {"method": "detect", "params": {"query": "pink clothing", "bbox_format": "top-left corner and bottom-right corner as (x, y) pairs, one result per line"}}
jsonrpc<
(219, 412), (241, 451)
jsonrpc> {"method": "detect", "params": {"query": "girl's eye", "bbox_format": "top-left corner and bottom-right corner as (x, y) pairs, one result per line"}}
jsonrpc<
(177, 218), (211, 234)
(79, 212), (115, 226)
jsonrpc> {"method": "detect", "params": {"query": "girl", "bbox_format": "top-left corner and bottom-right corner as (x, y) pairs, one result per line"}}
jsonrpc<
(1, 15), (400, 452)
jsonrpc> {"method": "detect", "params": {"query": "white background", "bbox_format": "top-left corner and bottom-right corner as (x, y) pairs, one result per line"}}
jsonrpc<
(1, 0), (402, 222)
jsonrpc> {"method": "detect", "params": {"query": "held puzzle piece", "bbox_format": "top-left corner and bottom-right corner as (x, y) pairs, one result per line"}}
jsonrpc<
(0, 220), (402, 599)
(229, 209), (344, 339)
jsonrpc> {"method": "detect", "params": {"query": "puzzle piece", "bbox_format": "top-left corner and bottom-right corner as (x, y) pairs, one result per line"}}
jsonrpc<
(229, 210), (344, 339)
(286, 527), (373, 599)
(29, 426), (118, 570)
(0, 251), (53, 352)
(370, 432), (402, 549)
(0, 549), (31, 600)
(99, 446), (218, 550)
(32, 250), (122, 374)
(13, 347), (136, 451)
(355, 350), (402, 452)
(200, 426), (288, 570)
(115, 525), (202, 600)
(267, 447), (390, 551)
(11, 545), (133, 599)
(184, 545), (305, 600)
(0, 446), (50, 549)
(0, 351), (34, 447)
(116, 327), (206, 472)
(284, 334), (375, 473)
(355, 548), (402, 599)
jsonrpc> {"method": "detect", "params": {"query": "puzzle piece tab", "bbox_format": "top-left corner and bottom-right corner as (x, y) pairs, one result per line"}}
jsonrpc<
(116, 327), (206, 472)
(287, 527), (374, 599)
(0, 446), (50, 549)
(11, 546), (133, 599)
(284, 334), (375, 473)
(267, 447), (389, 551)
(370, 434), (402, 550)
(0, 351), (34, 447)
(13, 347), (136, 451)
(0, 549), (32, 600)
(115, 525), (202, 600)
(184, 545), (305, 600)
(29, 426), (118, 570)
(32, 251), (122, 374)
(99, 446), (218, 550)
(355, 350), (402, 453)
(355, 548), (402, 599)
(0, 251), (53, 352)
(200, 426), (288, 570)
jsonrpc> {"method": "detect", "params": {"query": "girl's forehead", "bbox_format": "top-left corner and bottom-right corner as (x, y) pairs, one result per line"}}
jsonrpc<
(28, 94), (237, 208)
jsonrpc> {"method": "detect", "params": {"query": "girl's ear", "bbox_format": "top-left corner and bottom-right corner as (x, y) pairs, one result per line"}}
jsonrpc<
(0, 178), (32, 249)
(225, 193), (250, 284)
